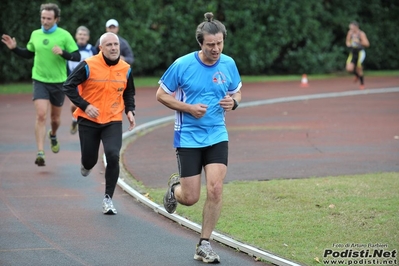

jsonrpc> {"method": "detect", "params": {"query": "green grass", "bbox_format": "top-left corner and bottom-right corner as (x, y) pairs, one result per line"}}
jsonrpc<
(145, 172), (399, 265)
(0, 78), (158, 94)
(1, 70), (398, 94)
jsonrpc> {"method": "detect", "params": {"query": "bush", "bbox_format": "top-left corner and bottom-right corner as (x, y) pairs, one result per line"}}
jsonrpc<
(0, 0), (398, 83)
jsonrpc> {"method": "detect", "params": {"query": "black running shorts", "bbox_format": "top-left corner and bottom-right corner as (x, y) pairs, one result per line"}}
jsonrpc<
(176, 141), (228, 178)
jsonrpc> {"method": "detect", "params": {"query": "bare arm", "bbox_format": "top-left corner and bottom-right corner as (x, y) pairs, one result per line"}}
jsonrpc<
(231, 90), (242, 103)
(360, 31), (370, 48)
(345, 31), (352, 47)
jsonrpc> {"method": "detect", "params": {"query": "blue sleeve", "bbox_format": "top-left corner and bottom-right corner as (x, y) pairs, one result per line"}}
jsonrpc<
(159, 60), (181, 94)
(227, 59), (242, 93)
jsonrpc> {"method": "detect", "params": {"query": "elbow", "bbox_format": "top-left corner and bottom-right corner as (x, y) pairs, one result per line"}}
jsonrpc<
(155, 89), (163, 102)
(156, 93), (162, 103)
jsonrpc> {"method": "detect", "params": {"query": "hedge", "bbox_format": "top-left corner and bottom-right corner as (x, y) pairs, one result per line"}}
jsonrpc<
(0, 0), (398, 82)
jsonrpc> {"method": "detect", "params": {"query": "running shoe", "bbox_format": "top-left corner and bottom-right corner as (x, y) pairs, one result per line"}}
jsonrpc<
(70, 120), (78, 135)
(80, 164), (91, 177)
(194, 240), (221, 263)
(48, 130), (60, 153)
(359, 84), (365, 90)
(103, 194), (117, 214)
(34, 151), (45, 166)
(163, 173), (180, 214)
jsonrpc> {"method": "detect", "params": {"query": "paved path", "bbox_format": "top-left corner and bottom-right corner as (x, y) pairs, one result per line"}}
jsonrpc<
(0, 75), (398, 266)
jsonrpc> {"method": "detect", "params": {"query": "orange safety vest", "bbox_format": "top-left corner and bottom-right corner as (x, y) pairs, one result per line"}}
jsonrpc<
(74, 52), (131, 124)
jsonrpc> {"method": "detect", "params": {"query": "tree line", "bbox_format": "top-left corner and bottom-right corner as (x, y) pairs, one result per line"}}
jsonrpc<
(0, 0), (398, 83)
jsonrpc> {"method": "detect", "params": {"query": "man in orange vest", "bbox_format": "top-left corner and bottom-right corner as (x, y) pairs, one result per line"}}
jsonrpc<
(63, 32), (136, 215)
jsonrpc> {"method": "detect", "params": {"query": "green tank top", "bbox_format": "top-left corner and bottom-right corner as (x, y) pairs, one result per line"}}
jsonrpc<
(27, 27), (78, 83)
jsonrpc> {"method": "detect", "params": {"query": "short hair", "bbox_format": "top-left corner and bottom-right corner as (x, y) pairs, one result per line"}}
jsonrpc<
(195, 12), (227, 45)
(99, 32), (119, 46)
(76, 26), (90, 35)
(40, 3), (61, 19)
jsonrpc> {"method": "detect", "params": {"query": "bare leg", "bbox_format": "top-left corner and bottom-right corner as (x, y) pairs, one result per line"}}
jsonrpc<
(49, 104), (62, 136)
(174, 174), (201, 206)
(34, 99), (50, 151)
(201, 163), (226, 239)
(357, 66), (364, 87)
(346, 62), (355, 73)
(69, 100), (78, 134)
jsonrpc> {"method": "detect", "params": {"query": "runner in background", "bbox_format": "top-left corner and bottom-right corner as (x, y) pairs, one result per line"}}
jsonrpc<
(63, 32), (136, 215)
(1, 3), (80, 166)
(345, 21), (370, 90)
(67, 26), (98, 134)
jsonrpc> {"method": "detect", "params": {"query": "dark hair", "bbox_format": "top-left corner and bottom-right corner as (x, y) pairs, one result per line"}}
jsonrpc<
(40, 3), (61, 19)
(350, 21), (359, 27)
(195, 12), (227, 45)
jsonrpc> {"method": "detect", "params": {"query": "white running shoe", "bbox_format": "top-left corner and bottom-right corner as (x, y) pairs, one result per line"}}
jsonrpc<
(80, 164), (91, 177)
(194, 240), (220, 263)
(102, 194), (117, 214)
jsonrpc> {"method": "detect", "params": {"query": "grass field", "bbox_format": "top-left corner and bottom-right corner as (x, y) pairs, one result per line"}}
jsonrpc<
(1, 71), (398, 265)
(144, 173), (399, 265)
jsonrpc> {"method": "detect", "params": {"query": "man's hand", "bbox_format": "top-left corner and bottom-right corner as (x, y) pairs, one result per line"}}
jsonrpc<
(190, 104), (208, 119)
(85, 104), (99, 118)
(127, 111), (135, 131)
(1, 34), (17, 49)
(219, 95), (235, 111)
(52, 45), (63, 55)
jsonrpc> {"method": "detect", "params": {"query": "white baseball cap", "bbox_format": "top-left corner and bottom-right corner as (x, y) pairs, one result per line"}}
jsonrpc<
(106, 19), (119, 28)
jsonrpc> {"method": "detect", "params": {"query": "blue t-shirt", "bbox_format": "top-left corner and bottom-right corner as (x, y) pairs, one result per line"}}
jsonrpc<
(159, 51), (242, 148)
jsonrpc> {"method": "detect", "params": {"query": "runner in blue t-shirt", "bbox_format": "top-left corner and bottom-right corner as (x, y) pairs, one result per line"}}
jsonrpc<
(156, 12), (242, 264)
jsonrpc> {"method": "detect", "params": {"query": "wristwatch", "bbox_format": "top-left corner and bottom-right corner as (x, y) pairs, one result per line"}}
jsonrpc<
(232, 99), (239, 110)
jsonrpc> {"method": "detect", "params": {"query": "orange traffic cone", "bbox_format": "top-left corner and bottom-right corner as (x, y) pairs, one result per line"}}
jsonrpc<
(300, 74), (309, 87)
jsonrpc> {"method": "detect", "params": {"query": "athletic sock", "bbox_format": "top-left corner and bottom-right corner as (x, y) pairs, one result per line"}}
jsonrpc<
(359, 76), (364, 85)
(199, 238), (209, 245)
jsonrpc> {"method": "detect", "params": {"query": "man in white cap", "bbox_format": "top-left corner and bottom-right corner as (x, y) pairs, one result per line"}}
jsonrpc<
(95, 19), (134, 65)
